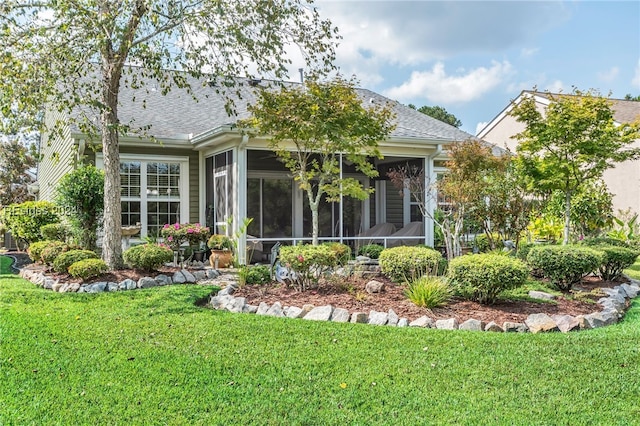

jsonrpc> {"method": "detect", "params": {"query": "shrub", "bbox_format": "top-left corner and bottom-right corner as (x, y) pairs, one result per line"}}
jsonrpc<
(474, 233), (504, 253)
(279, 244), (337, 291)
(207, 234), (233, 251)
(27, 240), (57, 263)
(448, 254), (529, 304)
(123, 243), (173, 271)
(68, 258), (108, 281)
(56, 165), (104, 250)
(581, 237), (630, 248)
(323, 242), (351, 265)
(239, 265), (272, 285)
(40, 223), (69, 242)
(357, 244), (384, 259)
(0, 201), (59, 244)
(592, 245), (640, 281)
(53, 249), (98, 273)
(41, 242), (76, 265)
(404, 276), (452, 308)
(526, 245), (604, 291)
(378, 246), (442, 282)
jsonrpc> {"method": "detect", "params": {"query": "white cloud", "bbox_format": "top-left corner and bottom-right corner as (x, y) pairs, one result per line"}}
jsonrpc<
(597, 67), (619, 83)
(544, 80), (565, 93)
(384, 61), (513, 104)
(520, 47), (539, 58)
(633, 59), (640, 89)
(475, 121), (489, 135)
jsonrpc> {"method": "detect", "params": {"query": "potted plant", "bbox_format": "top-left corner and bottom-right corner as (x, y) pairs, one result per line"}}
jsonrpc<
(184, 223), (210, 262)
(207, 234), (233, 268)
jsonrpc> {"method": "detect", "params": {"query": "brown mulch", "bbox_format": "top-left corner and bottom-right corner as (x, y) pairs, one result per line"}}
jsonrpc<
(234, 275), (620, 324)
(5, 251), (622, 325)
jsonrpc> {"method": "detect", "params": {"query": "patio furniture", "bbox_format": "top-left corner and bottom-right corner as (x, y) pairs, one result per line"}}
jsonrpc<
(387, 222), (424, 247)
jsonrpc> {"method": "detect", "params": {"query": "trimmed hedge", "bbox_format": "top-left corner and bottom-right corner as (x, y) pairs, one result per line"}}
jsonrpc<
(526, 245), (604, 291)
(322, 242), (351, 265)
(0, 201), (59, 244)
(357, 244), (384, 259)
(379, 246), (443, 282)
(279, 244), (337, 291)
(68, 258), (108, 281)
(448, 254), (529, 304)
(27, 240), (57, 263)
(52, 249), (99, 273)
(593, 245), (640, 281)
(40, 223), (69, 242)
(123, 244), (174, 271)
(41, 242), (77, 266)
(474, 233), (504, 253)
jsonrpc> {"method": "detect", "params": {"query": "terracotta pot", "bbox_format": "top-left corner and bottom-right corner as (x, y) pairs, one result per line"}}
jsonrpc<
(209, 250), (233, 268)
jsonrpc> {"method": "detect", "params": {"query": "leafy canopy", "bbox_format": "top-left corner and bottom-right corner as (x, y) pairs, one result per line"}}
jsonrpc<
(408, 104), (462, 128)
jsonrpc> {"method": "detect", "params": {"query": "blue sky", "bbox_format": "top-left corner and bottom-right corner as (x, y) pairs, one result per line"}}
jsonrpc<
(311, 1), (640, 135)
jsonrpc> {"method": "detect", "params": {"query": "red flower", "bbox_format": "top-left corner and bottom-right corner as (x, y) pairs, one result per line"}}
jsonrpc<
(297, 255), (304, 263)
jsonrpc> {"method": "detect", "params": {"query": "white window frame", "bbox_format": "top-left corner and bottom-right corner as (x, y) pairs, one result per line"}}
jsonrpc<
(96, 153), (190, 238)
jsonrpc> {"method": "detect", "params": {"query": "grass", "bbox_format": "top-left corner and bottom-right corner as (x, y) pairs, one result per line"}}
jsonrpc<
(626, 257), (640, 280)
(2, 255), (640, 424)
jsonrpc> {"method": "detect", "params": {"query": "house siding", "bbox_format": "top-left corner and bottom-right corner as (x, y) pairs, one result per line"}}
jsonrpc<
(37, 110), (76, 201)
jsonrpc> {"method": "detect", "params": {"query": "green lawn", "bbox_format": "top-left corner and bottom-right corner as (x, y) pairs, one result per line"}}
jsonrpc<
(2, 255), (640, 425)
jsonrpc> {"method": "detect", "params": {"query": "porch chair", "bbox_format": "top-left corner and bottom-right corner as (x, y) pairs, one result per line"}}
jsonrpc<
(386, 222), (424, 248)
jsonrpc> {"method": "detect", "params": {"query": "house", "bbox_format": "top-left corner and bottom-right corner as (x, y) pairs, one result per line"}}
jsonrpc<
(36, 69), (476, 261)
(477, 90), (640, 217)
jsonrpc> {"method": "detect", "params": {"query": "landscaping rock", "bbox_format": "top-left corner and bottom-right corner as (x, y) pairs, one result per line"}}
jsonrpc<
(387, 309), (399, 326)
(528, 290), (556, 301)
(365, 280), (385, 294)
(397, 318), (408, 327)
(154, 274), (172, 286)
(350, 312), (368, 324)
(181, 269), (196, 283)
(575, 315), (591, 330)
(368, 310), (388, 325)
(217, 285), (236, 296)
(266, 302), (285, 317)
(583, 312), (606, 329)
(304, 305), (334, 321)
(620, 283), (639, 298)
(409, 316), (433, 328)
(551, 315), (580, 333)
(484, 322), (503, 332)
(86, 282), (107, 293)
(459, 318), (484, 331)
(206, 269), (220, 279)
(192, 270), (207, 282)
(243, 304), (258, 314)
(52, 281), (64, 292)
(68, 283), (81, 292)
(525, 313), (559, 333)
(137, 277), (157, 289)
(331, 308), (350, 323)
(256, 302), (270, 315)
(503, 322), (528, 333)
(229, 297), (246, 313)
(107, 282), (119, 292)
(301, 304), (315, 317)
(172, 271), (186, 284)
(119, 279), (137, 290)
(602, 288), (626, 304)
(43, 278), (55, 290)
(210, 294), (234, 310)
(435, 318), (459, 330)
(286, 306), (304, 319)
(600, 309), (619, 326)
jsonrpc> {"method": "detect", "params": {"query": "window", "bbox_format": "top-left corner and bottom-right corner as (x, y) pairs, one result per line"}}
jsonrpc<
(97, 154), (189, 238)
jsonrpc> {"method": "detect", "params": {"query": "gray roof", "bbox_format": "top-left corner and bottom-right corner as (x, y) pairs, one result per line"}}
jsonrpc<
(73, 68), (475, 143)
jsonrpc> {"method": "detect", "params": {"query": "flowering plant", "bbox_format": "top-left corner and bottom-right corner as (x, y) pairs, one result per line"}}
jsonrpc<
(183, 223), (210, 248)
(161, 222), (210, 250)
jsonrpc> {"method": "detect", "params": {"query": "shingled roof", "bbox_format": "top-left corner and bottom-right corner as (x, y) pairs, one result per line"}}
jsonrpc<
(70, 68), (475, 143)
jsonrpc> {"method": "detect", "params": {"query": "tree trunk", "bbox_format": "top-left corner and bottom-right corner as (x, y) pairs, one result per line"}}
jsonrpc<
(310, 196), (320, 246)
(101, 62), (124, 269)
(563, 190), (571, 245)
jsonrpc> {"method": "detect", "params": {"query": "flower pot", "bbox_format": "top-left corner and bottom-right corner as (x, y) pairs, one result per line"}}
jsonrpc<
(193, 250), (205, 262)
(209, 250), (233, 269)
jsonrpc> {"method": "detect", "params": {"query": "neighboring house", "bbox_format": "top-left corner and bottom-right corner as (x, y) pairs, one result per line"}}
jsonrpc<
(37, 69), (476, 261)
(477, 90), (640, 216)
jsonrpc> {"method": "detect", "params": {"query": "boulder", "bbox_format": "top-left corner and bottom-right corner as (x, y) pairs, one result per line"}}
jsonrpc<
(503, 322), (528, 333)
(365, 280), (385, 294)
(620, 283), (639, 298)
(350, 312), (368, 324)
(551, 315), (580, 333)
(484, 322), (503, 332)
(583, 312), (606, 329)
(119, 279), (137, 290)
(304, 305), (334, 321)
(266, 302), (285, 317)
(228, 297), (247, 313)
(368, 310), (388, 326)
(435, 318), (458, 330)
(210, 294), (234, 310)
(525, 313), (559, 333)
(397, 318), (409, 327)
(387, 309), (399, 326)
(181, 269), (196, 283)
(286, 306), (304, 319)
(172, 271), (186, 284)
(459, 318), (484, 331)
(206, 269), (220, 279)
(137, 277), (157, 289)
(106, 282), (119, 292)
(256, 302), (270, 315)
(154, 274), (172, 286)
(330, 308), (350, 323)
(192, 270), (207, 282)
(243, 304), (258, 314)
(409, 316), (434, 328)
(528, 290), (556, 301)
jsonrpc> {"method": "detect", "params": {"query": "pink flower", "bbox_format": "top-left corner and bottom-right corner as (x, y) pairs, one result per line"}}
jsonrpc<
(174, 223), (180, 230)
(187, 229), (194, 233)
(167, 236), (173, 241)
(163, 224), (170, 229)
(297, 255), (304, 263)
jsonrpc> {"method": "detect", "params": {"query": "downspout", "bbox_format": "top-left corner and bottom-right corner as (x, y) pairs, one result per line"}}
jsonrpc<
(425, 144), (443, 246)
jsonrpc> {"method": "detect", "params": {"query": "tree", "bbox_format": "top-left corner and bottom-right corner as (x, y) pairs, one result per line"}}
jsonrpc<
(624, 94), (640, 101)
(57, 165), (105, 251)
(1, 1), (338, 269)
(510, 89), (640, 245)
(0, 139), (36, 206)
(408, 104), (462, 128)
(245, 77), (395, 245)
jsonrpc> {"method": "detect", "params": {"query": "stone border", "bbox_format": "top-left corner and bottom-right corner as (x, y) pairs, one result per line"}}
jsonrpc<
(208, 278), (640, 334)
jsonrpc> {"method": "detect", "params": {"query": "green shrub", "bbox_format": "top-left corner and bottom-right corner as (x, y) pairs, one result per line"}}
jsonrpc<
(123, 243), (173, 271)
(323, 242), (351, 265)
(404, 276), (452, 308)
(52, 249), (98, 273)
(357, 244), (384, 259)
(279, 244), (337, 291)
(592, 245), (640, 281)
(516, 242), (539, 261)
(239, 265), (272, 285)
(474, 233), (503, 253)
(41, 242), (76, 265)
(27, 240), (56, 263)
(0, 201), (59, 244)
(581, 237), (630, 248)
(378, 246), (442, 282)
(40, 223), (69, 242)
(526, 245), (604, 291)
(448, 254), (529, 304)
(68, 258), (108, 281)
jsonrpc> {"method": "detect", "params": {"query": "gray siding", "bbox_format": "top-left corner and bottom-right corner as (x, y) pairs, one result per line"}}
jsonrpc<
(385, 182), (404, 229)
(37, 110), (76, 201)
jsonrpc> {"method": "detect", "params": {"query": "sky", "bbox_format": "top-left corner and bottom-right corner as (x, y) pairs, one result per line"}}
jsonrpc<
(306, 0), (640, 135)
